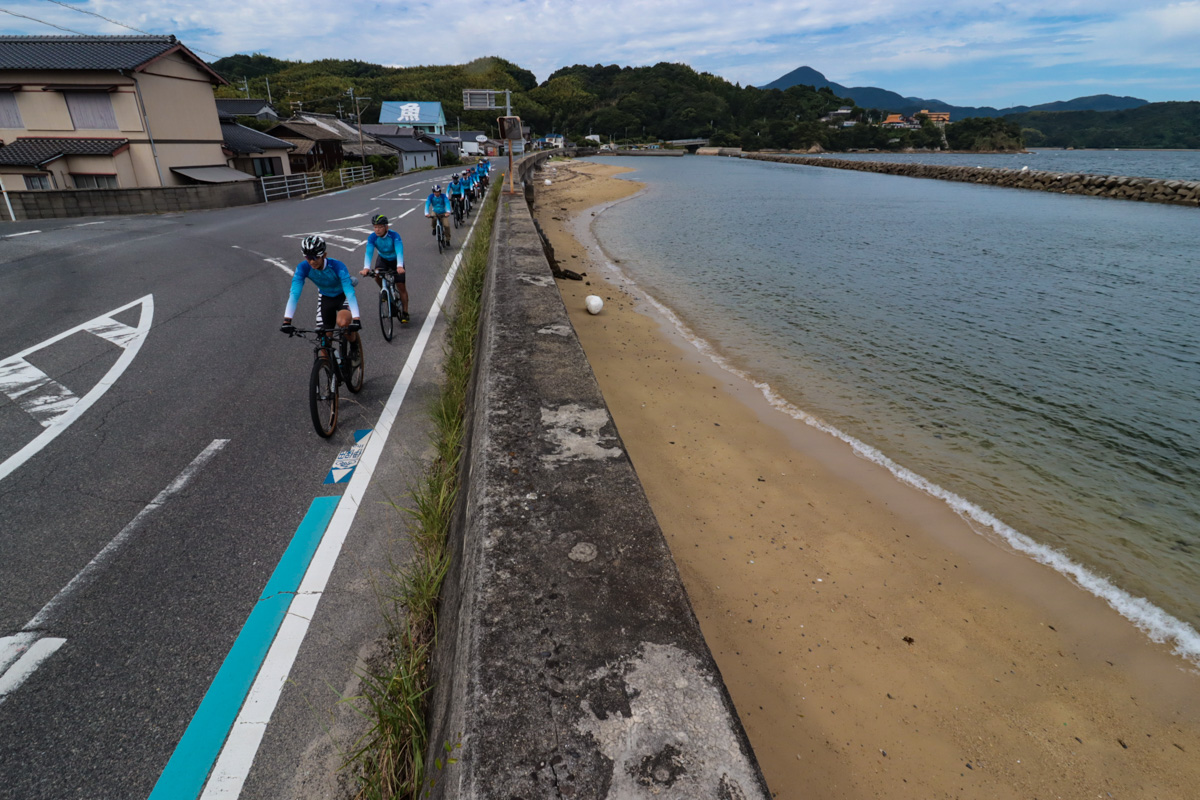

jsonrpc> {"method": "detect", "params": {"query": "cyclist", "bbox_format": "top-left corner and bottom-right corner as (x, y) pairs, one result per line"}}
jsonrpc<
(360, 214), (409, 324)
(280, 235), (362, 363)
(448, 172), (467, 223)
(424, 184), (453, 246)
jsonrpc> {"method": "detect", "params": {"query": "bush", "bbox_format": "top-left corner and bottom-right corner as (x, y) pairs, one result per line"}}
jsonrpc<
(367, 154), (399, 176)
(442, 150), (462, 166)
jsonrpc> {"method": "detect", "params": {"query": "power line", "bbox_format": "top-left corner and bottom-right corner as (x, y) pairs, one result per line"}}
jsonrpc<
(0, 7), (89, 34)
(37, 0), (225, 60)
(42, 0), (153, 35)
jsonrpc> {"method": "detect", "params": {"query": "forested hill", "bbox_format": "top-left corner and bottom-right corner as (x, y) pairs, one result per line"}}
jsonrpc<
(1006, 102), (1200, 149)
(211, 54), (1019, 151)
(210, 54), (850, 143)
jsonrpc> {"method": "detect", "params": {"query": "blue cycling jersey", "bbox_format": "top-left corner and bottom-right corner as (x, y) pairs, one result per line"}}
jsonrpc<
(285, 257), (361, 320)
(425, 192), (451, 215)
(365, 229), (404, 271)
(448, 179), (465, 196)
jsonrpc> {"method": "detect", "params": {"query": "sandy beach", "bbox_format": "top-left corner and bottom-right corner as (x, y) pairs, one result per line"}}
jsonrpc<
(531, 157), (1200, 800)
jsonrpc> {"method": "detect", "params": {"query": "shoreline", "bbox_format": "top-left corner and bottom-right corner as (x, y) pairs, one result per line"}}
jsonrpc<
(533, 158), (1200, 799)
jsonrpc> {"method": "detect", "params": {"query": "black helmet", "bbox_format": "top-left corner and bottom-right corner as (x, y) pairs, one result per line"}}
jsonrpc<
(371, 214), (388, 226)
(300, 235), (326, 257)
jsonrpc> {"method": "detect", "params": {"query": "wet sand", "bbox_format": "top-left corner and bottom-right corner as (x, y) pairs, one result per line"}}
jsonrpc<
(531, 157), (1200, 800)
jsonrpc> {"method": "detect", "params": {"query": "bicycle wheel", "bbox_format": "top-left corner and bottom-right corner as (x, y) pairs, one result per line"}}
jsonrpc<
(436, 223), (444, 254)
(309, 356), (338, 438)
(379, 288), (394, 341)
(346, 339), (365, 393)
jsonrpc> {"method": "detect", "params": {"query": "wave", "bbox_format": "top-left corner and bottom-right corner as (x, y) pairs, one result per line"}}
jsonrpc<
(575, 193), (1200, 670)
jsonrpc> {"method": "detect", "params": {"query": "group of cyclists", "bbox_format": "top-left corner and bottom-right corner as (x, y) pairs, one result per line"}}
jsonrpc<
(279, 159), (493, 358)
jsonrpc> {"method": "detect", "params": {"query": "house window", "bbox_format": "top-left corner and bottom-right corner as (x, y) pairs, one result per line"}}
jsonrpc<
(251, 157), (281, 177)
(72, 174), (118, 189)
(65, 91), (118, 130)
(24, 174), (52, 190)
(0, 92), (22, 128)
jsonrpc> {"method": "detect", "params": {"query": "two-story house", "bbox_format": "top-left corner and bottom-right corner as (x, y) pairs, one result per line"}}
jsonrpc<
(377, 101), (446, 135)
(0, 35), (243, 192)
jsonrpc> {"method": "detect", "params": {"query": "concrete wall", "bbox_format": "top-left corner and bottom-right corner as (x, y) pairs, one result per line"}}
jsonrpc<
(742, 153), (1200, 208)
(0, 181), (260, 221)
(423, 155), (770, 799)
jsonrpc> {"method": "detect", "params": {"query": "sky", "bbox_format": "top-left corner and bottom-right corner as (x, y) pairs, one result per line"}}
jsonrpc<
(3, 0), (1200, 108)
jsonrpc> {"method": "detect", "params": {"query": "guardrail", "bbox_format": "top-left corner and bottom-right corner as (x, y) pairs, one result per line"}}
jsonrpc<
(259, 172), (324, 202)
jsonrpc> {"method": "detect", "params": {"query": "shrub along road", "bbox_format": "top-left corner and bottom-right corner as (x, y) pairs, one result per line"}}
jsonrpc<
(0, 165), (477, 798)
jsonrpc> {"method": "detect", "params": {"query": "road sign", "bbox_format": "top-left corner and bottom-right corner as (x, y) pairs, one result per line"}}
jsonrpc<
(498, 116), (522, 140)
(463, 90), (500, 110)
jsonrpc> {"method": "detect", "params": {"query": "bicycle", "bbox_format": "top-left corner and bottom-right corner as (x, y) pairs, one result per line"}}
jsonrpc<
(433, 215), (450, 253)
(451, 195), (464, 228)
(288, 326), (365, 438)
(367, 267), (403, 341)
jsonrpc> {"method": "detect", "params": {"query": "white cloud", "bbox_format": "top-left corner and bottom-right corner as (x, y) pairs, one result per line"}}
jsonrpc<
(2, 0), (1197, 102)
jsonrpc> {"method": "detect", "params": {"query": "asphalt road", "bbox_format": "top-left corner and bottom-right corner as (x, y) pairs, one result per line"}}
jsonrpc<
(0, 165), (479, 798)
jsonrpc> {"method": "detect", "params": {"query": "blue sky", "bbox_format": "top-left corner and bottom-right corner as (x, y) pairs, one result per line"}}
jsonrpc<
(3, 0), (1199, 107)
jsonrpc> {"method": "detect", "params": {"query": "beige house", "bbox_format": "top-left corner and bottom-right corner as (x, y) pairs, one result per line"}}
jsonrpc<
(0, 35), (246, 192)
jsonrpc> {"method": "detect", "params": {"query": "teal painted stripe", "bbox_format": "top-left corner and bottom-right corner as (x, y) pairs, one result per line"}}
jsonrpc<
(148, 495), (340, 800)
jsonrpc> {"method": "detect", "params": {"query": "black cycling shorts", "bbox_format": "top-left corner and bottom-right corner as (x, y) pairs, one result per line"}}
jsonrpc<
(315, 292), (350, 329)
(376, 258), (405, 284)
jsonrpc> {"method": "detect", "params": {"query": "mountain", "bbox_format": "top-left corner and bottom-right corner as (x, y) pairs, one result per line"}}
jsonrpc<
(759, 66), (1148, 118)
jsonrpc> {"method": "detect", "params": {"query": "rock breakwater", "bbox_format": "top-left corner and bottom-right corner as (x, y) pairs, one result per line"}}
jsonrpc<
(740, 154), (1200, 208)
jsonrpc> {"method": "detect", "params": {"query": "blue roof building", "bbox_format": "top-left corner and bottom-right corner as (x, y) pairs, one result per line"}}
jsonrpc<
(377, 101), (446, 135)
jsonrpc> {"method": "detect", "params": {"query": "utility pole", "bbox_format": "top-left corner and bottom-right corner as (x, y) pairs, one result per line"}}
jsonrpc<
(347, 88), (370, 164)
(241, 77), (250, 97)
(265, 76), (272, 104)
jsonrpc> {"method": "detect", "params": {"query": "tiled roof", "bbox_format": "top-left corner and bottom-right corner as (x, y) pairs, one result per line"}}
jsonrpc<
(0, 36), (220, 83)
(0, 137), (129, 166)
(267, 121), (342, 141)
(215, 98), (277, 116)
(279, 138), (316, 155)
(374, 135), (437, 153)
(220, 122), (295, 154)
(361, 124), (414, 137)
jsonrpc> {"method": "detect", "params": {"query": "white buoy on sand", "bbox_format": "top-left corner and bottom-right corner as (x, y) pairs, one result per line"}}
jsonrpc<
(585, 295), (604, 315)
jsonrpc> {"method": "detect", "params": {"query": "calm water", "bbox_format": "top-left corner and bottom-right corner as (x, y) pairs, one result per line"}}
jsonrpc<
(586, 155), (1200, 661)
(824, 149), (1200, 182)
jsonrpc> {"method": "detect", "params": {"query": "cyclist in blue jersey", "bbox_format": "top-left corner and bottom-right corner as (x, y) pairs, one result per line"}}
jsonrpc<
(425, 184), (452, 245)
(360, 214), (409, 323)
(448, 173), (466, 221)
(280, 235), (362, 361)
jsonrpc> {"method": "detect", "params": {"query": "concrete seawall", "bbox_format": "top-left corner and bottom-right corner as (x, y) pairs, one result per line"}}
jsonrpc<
(423, 152), (770, 798)
(741, 153), (1200, 208)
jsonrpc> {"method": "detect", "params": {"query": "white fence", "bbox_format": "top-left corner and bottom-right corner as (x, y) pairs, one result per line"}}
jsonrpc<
(260, 172), (324, 202)
(339, 165), (374, 186)
(260, 166), (375, 203)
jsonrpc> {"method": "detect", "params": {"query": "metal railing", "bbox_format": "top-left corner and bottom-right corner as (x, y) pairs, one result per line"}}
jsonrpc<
(260, 172), (324, 202)
(338, 164), (374, 187)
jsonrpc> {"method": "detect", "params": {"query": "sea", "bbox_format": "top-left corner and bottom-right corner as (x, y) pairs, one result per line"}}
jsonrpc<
(582, 153), (1200, 665)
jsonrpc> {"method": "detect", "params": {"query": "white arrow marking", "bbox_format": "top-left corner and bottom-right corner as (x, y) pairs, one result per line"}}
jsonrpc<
(0, 295), (154, 484)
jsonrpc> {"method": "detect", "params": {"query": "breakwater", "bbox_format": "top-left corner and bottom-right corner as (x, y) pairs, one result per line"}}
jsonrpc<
(741, 153), (1200, 207)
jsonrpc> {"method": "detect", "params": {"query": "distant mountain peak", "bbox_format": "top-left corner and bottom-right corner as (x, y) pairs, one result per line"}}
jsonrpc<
(758, 66), (1149, 118)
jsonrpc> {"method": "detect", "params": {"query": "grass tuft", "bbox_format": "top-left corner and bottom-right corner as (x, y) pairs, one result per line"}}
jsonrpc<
(344, 183), (501, 799)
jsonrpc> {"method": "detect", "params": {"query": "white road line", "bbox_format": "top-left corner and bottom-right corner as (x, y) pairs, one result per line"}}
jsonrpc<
(0, 296), (154, 484)
(22, 439), (230, 633)
(0, 359), (80, 427)
(0, 638), (66, 703)
(3, 230), (40, 238)
(0, 633), (38, 674)
(199, 199), (487, 800)
(319, 233), (365, 247)
(265, 258), (293, 276)
(327, 210), (376, 222)
(396, 208), (414, 219)
(74, 221), (105, 227)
